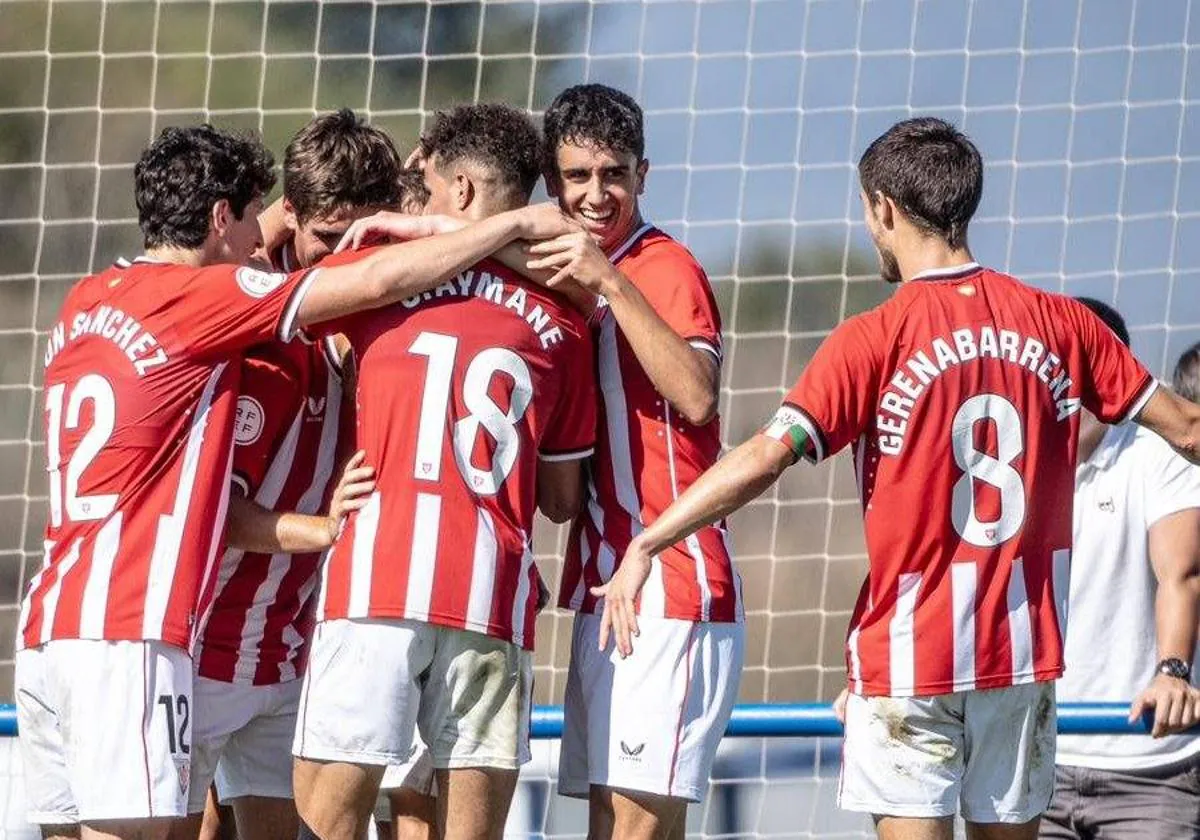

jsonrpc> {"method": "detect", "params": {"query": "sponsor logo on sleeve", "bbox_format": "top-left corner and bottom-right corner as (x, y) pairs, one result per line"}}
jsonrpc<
(235, 267), (288, 299)
(234, 396), (265, 445)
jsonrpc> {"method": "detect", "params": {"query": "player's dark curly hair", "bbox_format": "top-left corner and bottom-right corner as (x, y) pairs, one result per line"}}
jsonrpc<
(285, 109), (403, 223)
(1174, 342), (1200, 404)
(1075, 296), (1130, 347)
(420, 103), (541, 201)
(134, 124), (275, 249)
(858, 117), (983, 250)
(541, 84), (645, 172)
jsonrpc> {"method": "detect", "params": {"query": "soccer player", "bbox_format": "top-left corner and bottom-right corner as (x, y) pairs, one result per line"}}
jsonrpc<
(1042, 299), (1200, 840)
(596, 117), (1200, 840)
(523, 84), (745, 840)
(182, 110), (406, 840)
(15, 123), (574, 840)
(290, 103), (597, 840)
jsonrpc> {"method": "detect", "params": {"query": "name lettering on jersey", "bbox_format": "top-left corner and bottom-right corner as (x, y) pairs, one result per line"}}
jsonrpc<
(400, 270), (566, 350)
(45, 306), (168, 376)
(877, 326), (1078, 455)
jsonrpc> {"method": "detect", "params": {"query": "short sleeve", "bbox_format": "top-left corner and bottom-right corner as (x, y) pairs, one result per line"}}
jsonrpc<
(632, 250), (723, 362)
(540, 318), (597, 462)
(166, 263), (316, 360)
(762, 313), (883, 463)
(1145, 437), (1200, 526)
(231, 353), (304, 497)
(1065, 298), (1156, 424)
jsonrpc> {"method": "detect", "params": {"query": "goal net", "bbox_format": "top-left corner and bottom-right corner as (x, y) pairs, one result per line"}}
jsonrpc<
(0, 1), (1197, 837)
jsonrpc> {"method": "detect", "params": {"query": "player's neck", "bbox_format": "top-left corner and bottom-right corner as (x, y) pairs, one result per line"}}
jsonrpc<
(896, 242), (976, 284)
(143, 244), (209, 268)
(605, 212), (646, 257)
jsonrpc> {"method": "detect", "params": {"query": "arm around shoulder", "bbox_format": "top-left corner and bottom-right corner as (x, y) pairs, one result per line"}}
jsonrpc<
(1136, 387), (1200, 466)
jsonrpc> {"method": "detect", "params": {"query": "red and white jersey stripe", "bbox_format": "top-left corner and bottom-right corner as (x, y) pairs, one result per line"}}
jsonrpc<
(763, 265), (1154, 697)
(20, 257), (313, 652)
(195, 334), (345, 685)
(312, 249), (596, 649)
(557, 225), (743, 623)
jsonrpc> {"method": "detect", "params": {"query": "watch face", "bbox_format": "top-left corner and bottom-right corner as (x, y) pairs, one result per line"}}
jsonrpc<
(1161, 658), (1191, 679)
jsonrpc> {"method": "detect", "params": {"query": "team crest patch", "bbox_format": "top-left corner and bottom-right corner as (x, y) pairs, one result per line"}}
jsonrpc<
(174, 756), (190, 797)
(235, 266), (288, 298)
(234, 396), (265, 445)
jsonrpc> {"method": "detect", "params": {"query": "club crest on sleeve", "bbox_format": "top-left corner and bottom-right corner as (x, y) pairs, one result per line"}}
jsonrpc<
(235, 266), (288, 299)
(234, 396), (265, 445)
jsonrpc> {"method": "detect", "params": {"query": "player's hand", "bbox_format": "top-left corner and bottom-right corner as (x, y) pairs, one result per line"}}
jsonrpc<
(404, 143), (427, 170)
(1130, 673), (1200, 737)
(334, 212), (464, 253)
(592, 539), (653, 658)
(325, 451), (376, 543)
(833, 688), (849, 726)
(525, 230), (623, 295)
(513, 202), (580, 242)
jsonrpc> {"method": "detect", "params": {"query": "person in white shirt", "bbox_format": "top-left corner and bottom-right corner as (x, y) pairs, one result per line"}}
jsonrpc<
(1041, 299), (1200, 840)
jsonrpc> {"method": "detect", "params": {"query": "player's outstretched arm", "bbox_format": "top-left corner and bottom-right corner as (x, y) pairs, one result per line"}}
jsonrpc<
(1130, 506), (1200, 737)
(595, 434), (795, 656)
(293, 203), (575, 329)
(1135, 388), (1200, 466)
(225, 452), (375, 554)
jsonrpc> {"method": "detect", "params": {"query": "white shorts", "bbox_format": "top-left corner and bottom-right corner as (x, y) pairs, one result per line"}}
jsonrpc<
(379, 737), (436, 797)
(839, 680), (1057, 823)
(294, 618), (532, 771)
(15, 640), (194, 824)
(558, 613), (744, 803)
(189, 676), (301, 813)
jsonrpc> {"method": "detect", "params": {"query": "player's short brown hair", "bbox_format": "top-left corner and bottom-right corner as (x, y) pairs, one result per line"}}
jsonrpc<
(284, 109), (403, 223)
(1175, 342), (1200, 404)
(419, 103), (542, 202)
(542, 84), (645, 172)
(135, 124), (275, 249)
(858, 117), (983, 249)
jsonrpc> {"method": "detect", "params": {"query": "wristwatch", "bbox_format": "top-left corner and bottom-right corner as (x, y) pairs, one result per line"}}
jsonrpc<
(1157, 658), (1192, 682)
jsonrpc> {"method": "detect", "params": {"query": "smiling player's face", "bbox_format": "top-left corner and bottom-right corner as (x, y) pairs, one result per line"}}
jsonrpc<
(550, 142), (647, 253)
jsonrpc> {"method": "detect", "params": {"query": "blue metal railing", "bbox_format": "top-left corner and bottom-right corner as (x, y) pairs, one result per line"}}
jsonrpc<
(0, 702), (1159, 738)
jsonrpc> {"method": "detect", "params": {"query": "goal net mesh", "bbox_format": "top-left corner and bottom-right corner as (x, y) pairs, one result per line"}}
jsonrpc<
(0, 1), (1196, 836)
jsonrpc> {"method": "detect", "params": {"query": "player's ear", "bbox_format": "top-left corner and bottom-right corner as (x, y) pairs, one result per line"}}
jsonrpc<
(636, 159), (649, 196)
(454, 173), (473, 213)
(878, 193), (898, 231)
(210, 198), (233, 238)
(281, 197), (301, 233)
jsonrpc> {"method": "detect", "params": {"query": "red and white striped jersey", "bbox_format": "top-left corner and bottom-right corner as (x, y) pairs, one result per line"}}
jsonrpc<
(557, 225), (742, 623)
(195, 335), (344, 685)
(314, 249), (596, 649)
(20, 257), (313, 652)
(763, 265), (1154, 698)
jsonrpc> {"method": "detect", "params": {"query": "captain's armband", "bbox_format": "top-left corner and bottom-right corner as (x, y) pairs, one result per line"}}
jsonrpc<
(761, 404), (812, 463)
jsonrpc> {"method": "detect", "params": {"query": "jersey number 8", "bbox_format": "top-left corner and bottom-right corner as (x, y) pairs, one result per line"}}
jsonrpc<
(950, 393), (1027, 548)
